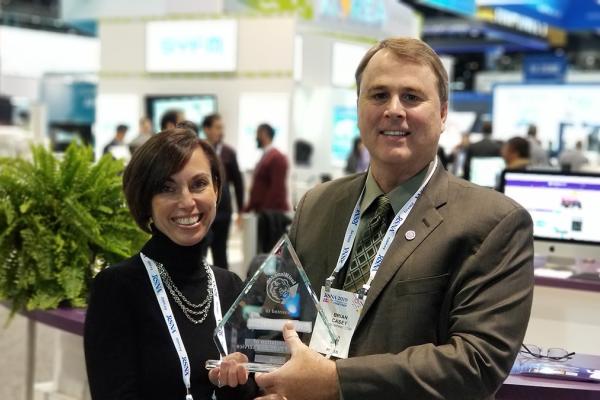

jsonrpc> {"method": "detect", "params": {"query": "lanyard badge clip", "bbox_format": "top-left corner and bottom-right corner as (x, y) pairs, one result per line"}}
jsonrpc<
(357, 284), (370, 300)
(325, 275), (335, 292)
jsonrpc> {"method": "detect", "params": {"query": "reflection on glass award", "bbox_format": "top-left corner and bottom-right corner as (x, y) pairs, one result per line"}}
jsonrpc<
(205, 234), (337, 373)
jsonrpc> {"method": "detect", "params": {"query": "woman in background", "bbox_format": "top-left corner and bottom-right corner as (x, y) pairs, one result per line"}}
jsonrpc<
(84, 126), (254, 400)
(344, 137), (370, 174)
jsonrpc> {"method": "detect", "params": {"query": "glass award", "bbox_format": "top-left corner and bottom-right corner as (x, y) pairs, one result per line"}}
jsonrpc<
(205, 234), (338, 373)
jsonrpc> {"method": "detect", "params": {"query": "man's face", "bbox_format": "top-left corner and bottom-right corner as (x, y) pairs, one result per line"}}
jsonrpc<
(205, 118), (224, 144)
(256, 129), (265, 149)
(501, 143), (513, 164)
(140, 119), (152, 134)
(357, 49), (447, 173)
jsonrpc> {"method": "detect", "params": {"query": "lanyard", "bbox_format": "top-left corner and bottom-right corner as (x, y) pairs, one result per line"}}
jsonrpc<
(141, 253), (226, 400)
(326, 158), (438, 297)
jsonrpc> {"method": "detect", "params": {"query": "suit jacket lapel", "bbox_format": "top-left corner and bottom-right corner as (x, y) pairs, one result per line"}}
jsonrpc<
(357, 165), (448, 327)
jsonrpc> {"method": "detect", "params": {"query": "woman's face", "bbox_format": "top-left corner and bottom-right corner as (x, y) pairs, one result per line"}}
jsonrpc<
(151, 147), (217, 246)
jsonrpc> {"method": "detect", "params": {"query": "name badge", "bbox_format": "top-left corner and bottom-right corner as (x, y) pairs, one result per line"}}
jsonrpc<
(309, 287), (364, 359)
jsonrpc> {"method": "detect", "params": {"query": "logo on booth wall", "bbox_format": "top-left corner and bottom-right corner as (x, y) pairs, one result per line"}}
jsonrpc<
(161, 36), (224, 56)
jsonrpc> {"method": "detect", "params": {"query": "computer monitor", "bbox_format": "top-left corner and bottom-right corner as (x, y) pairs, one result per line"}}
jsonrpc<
(49, 122), (93, 152)
(469, 156), (505, 188)
(145, 95), (217, 133)
(500, 170), (600, 259)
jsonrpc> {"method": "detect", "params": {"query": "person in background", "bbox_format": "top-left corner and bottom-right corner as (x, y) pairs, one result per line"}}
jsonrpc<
(161, 109), (184, 131)
(345, 137), (370, 175)
(559, 140), (589, 172)
(103, 124), (131, 162)
(202, 113), (244, 269)
(244, 123), (289, 213)
(344, 137), (370, 174)
(526, 124), (549, 167)
(85, 128), (256, 400)
(448, 132), (470, 177)
(129, 117), (154, 155)
(502, 136), (530, 170)
(216, 37), (534, 400)
(463, 121), (502, 180)
(103, 124), (128, 154)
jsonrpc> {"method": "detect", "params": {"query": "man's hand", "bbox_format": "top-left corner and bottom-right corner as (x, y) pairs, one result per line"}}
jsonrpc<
(255, 322), (340, 400)
(208, 352), (249, 388)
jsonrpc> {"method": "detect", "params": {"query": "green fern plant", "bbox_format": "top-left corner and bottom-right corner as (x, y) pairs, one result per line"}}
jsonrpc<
(0, 143), (148, 315)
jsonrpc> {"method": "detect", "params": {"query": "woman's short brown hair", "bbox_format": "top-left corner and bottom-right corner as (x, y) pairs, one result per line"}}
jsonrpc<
(355, 37), (449, 104)
(123, 127), (223, 233)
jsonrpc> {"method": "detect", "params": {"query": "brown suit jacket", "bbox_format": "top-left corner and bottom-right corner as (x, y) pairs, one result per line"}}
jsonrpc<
(289, 163), (534, 400)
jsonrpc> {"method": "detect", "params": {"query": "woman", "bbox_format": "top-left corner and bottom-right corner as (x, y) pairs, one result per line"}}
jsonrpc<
(344, 137), (369, 174)
(84, 127), (255, 400)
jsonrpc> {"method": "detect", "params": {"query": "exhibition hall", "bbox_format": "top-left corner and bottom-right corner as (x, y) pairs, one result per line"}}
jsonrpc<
(1, 1), (599, 399)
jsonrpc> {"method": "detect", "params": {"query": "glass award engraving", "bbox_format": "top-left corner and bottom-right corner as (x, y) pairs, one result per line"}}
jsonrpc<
(205, 234), (338, 373)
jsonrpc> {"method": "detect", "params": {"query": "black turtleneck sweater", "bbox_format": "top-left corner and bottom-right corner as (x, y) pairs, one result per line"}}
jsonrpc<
(84, 230), (256, 400)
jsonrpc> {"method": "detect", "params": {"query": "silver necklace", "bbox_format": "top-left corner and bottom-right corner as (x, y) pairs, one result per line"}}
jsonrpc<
(155, 260), (213, 324)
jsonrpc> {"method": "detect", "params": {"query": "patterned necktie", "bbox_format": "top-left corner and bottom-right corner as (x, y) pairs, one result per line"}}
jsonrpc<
(343, 195), (394, 293)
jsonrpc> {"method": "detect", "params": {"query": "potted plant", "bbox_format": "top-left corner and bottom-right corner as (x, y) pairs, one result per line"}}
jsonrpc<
(0, 143), (148, 316)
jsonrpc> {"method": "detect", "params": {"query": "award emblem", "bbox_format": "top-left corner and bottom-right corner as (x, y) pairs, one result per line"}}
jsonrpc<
(205, 235), (337, 373)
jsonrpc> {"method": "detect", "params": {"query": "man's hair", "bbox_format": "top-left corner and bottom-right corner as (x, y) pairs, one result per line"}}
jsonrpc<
(202, 113), (222, 130)
(257, 123), (275, 140)
(507, 137), (530, 159)
(123, 128), (223, 233)
(355, 37), (448, 104)
(116, 124), (129, 134)
(160, 110), (181, 130)
(481, 121), (493, 136)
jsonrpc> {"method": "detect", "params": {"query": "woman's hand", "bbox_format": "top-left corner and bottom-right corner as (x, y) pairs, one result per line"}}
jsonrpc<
(208, 352), (249, 388)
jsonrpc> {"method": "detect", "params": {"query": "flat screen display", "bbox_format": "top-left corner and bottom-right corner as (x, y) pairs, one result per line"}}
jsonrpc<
(501, 170), (600, 244)
(145, 95), (217, 133)
(49, 122), (92, 152)
(145, 19), (237, 73)
(469, 156), (505, 188)
(493, 84), (600, 154)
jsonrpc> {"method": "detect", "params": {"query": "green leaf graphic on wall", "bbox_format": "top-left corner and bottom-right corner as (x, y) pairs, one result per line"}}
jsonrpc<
(241, 0), (314, 19)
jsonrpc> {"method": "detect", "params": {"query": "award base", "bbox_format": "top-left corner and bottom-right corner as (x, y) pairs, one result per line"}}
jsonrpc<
(205, 359), (279, 373)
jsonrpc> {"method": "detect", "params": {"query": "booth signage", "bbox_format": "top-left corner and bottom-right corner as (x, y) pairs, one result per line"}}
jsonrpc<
(145, 19), (238, 73)
(523, 55), (567, 83)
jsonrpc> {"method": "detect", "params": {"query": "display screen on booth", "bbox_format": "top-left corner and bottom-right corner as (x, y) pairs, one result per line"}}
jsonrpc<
(145, 95), (217, 133)
(469, 156), (505, 188)
(493, 84), (600, 154)
(145, 20), (237, 72)
(501, 170), (600, 244)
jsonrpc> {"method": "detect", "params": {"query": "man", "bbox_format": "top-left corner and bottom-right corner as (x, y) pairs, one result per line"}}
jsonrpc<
(559, 140), (589, 171)
(103, 124), (129, 160)
(202, 113), (244, 269)
(248, 38), (534, 399)
(502, 136), (530, 170)
(129, 117), (153, 154)
(463, 121), (502, 180)
(244, 123), (289, 213)
(526, 124), (548, 167)
(160, 109), (184, 131)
